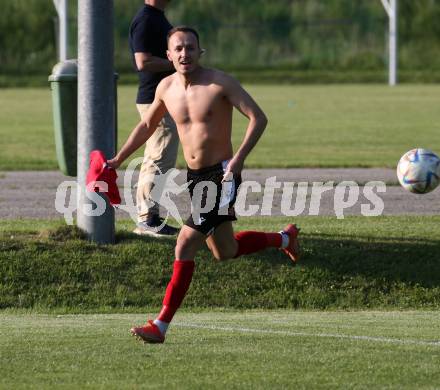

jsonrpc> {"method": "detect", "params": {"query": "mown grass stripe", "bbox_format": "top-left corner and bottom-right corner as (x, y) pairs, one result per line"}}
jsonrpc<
(174, 322), (440, 347)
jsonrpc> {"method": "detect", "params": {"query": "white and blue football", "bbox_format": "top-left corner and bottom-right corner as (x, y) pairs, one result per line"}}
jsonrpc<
(397, 148), (440, 194)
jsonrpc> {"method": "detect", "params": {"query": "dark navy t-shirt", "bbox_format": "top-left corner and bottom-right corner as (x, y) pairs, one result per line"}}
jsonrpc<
(129, 4), (173, 104)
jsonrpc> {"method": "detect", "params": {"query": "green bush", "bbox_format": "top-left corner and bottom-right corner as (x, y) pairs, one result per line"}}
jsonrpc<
(2, 0), (440, 79)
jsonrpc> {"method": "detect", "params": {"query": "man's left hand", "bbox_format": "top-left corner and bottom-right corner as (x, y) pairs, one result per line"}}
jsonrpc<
(223, 156), (244, 182)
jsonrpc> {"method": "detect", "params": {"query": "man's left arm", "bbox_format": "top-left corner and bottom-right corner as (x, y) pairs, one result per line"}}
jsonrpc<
(223, 74), (268, 175)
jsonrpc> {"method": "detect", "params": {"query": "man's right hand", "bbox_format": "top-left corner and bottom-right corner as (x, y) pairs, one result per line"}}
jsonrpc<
(106, 158), (120, 170)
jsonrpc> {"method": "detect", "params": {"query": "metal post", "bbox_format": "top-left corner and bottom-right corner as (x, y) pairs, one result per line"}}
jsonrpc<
(389, 0), (398, 85)
(53, 0), (69, 61)
(77, 0), (115, 244)
(381, 0), (398, 86)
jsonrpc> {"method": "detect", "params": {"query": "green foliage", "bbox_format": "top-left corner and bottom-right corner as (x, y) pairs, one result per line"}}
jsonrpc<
(1, 216), (440, 310)
(2, 0), (440, 76)
(0, 0), (56, 74)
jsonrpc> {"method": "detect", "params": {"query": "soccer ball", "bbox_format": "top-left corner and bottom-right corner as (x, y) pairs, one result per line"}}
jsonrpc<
(397, 148), (440, 194)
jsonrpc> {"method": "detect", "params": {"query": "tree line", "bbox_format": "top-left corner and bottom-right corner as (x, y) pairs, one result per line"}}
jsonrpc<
(1, 0), (439, 76)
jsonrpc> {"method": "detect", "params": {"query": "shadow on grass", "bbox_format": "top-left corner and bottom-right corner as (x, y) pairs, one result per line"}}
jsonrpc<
(298, 233), (440, 288)
(107, 228), (440, 288)
(187, 233), (440, 309)
(115, 230), (176, 247)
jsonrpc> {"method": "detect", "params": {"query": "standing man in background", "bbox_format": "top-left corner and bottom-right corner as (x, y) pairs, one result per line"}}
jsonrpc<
(129, 0), (179, 236)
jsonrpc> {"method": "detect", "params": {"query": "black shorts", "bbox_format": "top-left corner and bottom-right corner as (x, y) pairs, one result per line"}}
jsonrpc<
(185, 161), (242, 236)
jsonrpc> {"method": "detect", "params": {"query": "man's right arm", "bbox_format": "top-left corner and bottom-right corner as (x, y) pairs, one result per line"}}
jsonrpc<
(107, 84), (168, 168)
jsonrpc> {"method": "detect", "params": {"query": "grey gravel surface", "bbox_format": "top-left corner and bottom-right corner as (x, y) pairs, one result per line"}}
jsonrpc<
(0, 169), (438, 221)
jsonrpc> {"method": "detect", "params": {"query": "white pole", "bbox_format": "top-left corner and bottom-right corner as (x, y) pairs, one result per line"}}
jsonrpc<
(380, 0), (398, 86)
(53, 0), (69, 61)
(389, 0), (397, 85)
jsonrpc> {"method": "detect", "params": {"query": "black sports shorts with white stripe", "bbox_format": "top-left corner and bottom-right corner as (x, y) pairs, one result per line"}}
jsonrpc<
(185, 160), (241, 236)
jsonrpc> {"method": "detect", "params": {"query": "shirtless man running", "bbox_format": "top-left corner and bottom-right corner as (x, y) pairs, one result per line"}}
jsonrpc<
(107, 26), (300, 344)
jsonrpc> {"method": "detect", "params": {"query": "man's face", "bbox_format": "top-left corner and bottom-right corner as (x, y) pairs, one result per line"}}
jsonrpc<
(167, 31), (200, 75)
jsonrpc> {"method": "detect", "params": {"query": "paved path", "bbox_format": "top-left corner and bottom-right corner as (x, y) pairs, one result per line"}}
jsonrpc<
(0, 169), (439, 221)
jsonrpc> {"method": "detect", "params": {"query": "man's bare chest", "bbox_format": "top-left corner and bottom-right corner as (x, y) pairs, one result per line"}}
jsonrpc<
(165, 87), (230, 124)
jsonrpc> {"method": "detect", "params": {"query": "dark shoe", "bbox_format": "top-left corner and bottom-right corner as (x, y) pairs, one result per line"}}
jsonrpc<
(133, 215), (179, 237)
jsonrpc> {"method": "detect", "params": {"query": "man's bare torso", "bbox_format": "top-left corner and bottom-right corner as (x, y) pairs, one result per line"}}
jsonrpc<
(160, 68), (233, 169)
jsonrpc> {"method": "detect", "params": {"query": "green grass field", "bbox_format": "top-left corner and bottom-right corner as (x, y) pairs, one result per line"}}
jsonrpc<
(3, 214), (438, 387)
(1, 311), (440, 389)
(2, 82), (440, 388)
(1, 84), (439, 170)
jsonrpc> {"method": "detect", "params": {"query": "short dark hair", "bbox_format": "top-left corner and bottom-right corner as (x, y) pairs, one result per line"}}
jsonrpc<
(167, 26), (200, 48)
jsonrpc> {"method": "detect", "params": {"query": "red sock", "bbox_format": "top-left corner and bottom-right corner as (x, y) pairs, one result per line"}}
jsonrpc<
(234, 231), (282, 258)
(157, 260), (195, 323)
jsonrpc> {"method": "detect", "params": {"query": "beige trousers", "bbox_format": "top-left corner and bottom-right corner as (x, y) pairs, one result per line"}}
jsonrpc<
(136, 103), (179, 222)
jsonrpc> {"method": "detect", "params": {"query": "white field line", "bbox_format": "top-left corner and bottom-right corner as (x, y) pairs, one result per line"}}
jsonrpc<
(174, 322), (440, 347)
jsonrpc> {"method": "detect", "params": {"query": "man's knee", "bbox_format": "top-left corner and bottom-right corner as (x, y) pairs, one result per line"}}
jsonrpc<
(175, 230), (202, 259)
(211, 245), (237, 261)
(175, 236), (191, 254)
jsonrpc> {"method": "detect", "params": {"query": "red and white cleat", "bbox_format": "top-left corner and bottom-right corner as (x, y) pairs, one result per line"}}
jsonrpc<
(130, 320), (165, 344)
(280, 224), (301, 264)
